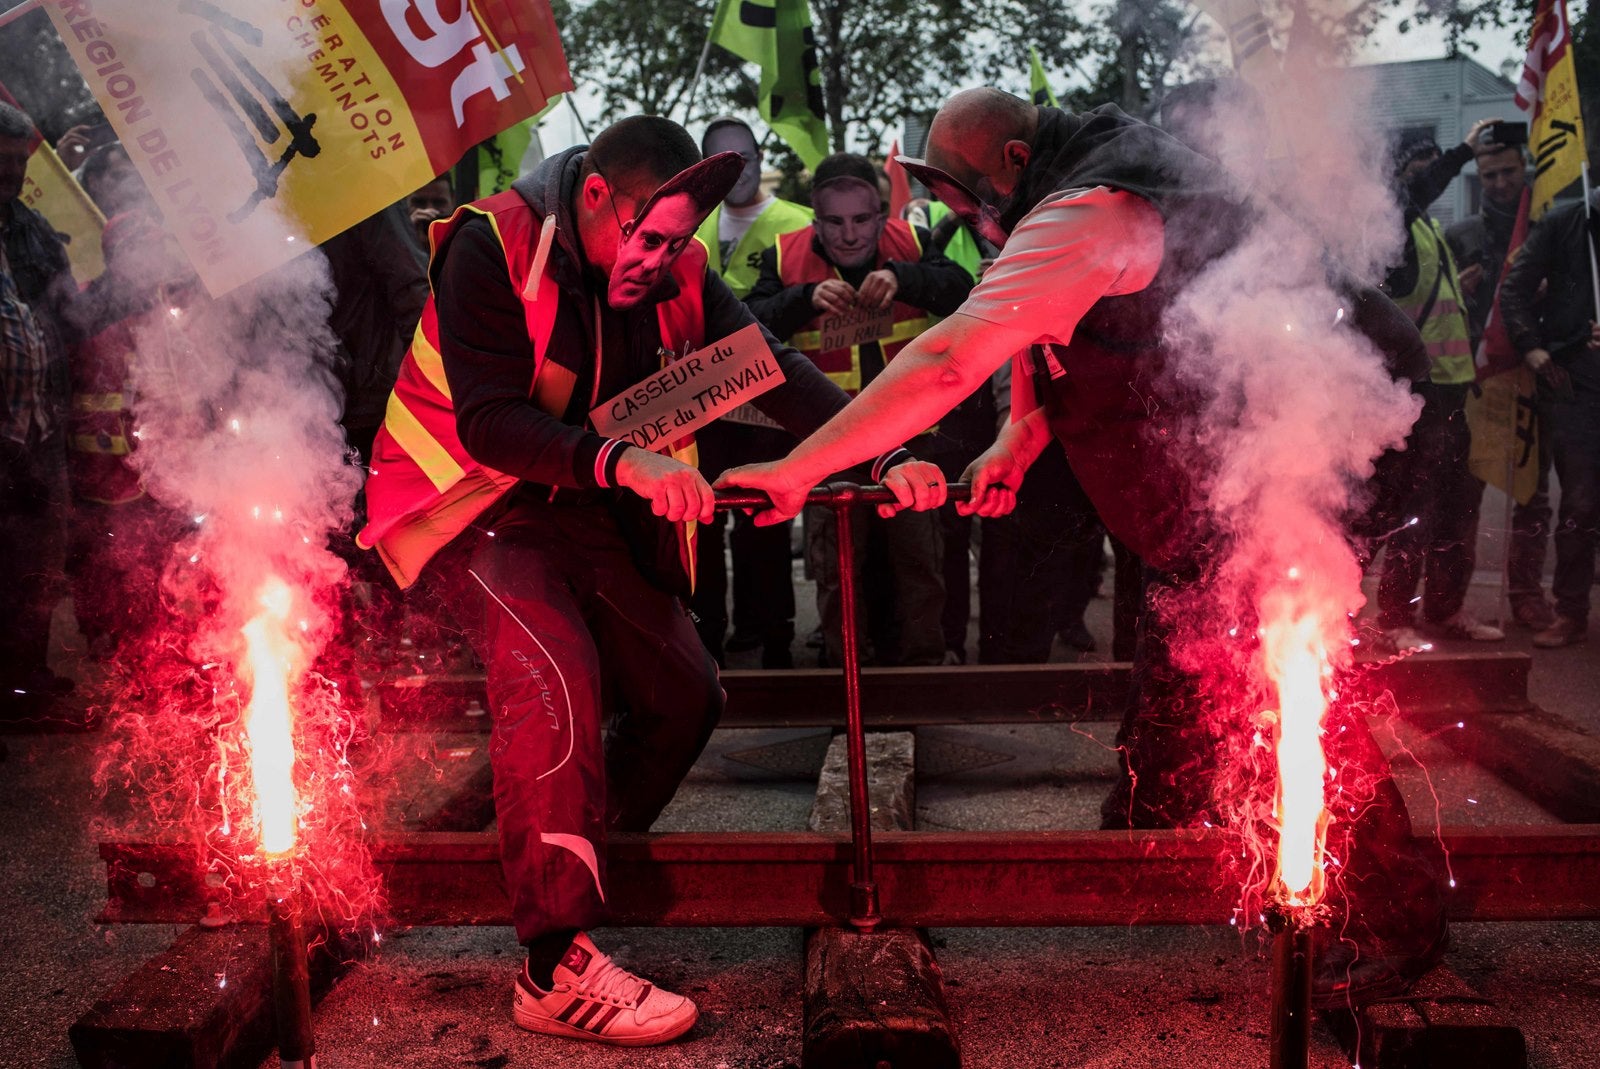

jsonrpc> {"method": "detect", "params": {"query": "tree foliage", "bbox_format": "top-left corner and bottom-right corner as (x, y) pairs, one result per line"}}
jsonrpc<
(552, 0), (750, 126)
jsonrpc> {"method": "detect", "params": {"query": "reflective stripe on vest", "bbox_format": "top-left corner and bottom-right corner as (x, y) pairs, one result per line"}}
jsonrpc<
(1394, 216), (1475, 385)
(695, 198), (814, 298)
(776, 219), (935, 395)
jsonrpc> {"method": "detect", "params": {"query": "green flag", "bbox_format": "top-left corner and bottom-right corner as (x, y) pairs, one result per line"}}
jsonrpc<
(1028, 46), (1058, 107)
(478, 96), (560, 196)
(709, 0), (829, 167)
(480, 121), (534, 195)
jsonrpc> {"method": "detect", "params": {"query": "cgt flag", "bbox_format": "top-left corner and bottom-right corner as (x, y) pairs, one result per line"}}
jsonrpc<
(1028, 46), (1057, 107)
(709, 0), (828, 168)
(46, 0), (571, 295)
(1516, 0), (1587, 219)
(0, 78), (105, 281)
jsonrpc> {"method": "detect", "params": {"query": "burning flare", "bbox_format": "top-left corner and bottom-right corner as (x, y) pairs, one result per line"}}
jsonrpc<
(1262, 608), (1331, 907)
(241, 577), (301, 857)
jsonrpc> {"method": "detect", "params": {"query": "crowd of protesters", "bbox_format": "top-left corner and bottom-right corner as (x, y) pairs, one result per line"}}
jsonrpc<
(1, 86), (1595, 727)
(7, 76), (1597, 1040)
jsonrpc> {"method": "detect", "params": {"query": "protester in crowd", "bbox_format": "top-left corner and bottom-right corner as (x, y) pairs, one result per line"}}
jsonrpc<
(63, 209), (196, 668)
(1445, 127), (1556, 631)
(405, 174), (455, 252)
(746, 152), (973, 666)
(914, 199), (999, 662)
(78, 142), (145, 218)
(357, 116), (941, 1046)
(1499, 189), (1600, 649)
(977, 358), (1106, 662)
(318, 202), (430, 668)
(688, 116), (812, 667)
(721, 87), (1445, 1007)
(0, 101), (78, 715)
(321, 204), (429, 467)
(1375, 123), (1505, 649)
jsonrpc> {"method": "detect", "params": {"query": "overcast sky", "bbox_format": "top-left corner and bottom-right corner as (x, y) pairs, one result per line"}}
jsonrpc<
(535, 5), (1537, 154)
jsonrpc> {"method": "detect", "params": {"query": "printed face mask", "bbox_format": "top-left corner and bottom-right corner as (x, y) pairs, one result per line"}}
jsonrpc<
(894, 157), (1011, 248)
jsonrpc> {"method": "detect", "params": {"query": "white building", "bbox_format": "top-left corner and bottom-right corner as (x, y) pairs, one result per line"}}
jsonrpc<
(1357, 55), (1519, 227)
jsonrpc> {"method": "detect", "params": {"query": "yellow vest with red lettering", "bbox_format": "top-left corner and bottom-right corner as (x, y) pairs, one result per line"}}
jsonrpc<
(358, 191), (708, 589)
(775, 219), (936, 394)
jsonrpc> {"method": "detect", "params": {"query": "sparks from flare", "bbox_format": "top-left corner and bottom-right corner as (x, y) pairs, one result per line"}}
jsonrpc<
(1262, 606), (1332, 907)
(240, 577), (301, 857)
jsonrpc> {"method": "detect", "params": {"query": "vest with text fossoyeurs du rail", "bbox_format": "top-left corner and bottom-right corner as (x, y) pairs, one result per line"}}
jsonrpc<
(776, 218), (936, 394)
(358, 191), (708, 589)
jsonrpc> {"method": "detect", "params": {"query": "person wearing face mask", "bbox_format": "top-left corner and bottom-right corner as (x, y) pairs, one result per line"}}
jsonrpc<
(745, 152), (974, 667)
(688, 117), (812, 667)
(720, 88), (1447, 1009)
(357, 115), (942, 1047)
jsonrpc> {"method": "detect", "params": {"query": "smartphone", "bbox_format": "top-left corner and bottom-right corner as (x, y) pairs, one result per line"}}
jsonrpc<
(1487, 120), (1528, 147)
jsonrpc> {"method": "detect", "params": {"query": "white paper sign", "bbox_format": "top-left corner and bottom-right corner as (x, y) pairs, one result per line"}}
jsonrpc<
(817, 303), (896, 352)
(590, 323), (787, 450)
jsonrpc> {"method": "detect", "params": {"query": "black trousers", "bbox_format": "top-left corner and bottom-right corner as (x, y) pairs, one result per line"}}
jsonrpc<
(1377, 382), (1482, 628)
(429, 497), (722, 943)
(0, 433), (68, 692)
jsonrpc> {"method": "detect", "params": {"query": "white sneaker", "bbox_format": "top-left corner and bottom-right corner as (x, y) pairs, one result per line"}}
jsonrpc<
(1434, 612), (1505, 642)
(1384, 626), (1431, 653)
(511, 933), (698, 1046)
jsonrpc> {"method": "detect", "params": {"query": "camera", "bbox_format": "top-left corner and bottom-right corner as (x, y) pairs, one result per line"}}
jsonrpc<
(1483, 121), (1528, 148)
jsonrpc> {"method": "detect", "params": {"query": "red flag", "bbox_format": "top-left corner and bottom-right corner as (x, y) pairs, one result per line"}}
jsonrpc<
(1514, 0), (1573, 118)
(885, 140), (912, 219)
(1475, 185), (1532, 380)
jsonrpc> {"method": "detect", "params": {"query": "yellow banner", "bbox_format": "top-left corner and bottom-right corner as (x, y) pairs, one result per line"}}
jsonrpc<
(1466, 366), (1540, 506)
(47, 0), (568, 295)
(17, 137), (105, 282)
(1530, 38), (1587, 219)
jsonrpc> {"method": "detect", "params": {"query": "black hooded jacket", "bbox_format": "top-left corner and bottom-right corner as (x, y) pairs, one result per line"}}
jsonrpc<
(433, 146), (858, 493)
(1000, 105), (1425, 568)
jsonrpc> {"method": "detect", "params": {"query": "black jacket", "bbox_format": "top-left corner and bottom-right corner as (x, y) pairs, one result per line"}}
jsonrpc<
(1445, 196), (1520, 342)
(322, 204), (429, 435)
(1383, 144), (1473, 299)
(1500, 195), (1600, 394)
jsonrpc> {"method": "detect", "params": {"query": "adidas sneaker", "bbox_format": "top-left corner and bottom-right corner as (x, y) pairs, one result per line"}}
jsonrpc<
(511, 932), (698, 1046)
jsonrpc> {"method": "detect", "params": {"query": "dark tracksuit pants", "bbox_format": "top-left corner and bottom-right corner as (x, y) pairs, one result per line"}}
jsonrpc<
(431, 495), (722, 944)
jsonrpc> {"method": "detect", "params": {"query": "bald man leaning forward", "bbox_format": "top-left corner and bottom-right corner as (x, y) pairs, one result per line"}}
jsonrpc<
(718, 88), (1449, 1008)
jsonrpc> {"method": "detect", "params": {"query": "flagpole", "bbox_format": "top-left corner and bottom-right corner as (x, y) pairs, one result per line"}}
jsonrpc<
(564, 93), (592, 143)
(682, 33), (716, 125)
(1583, 162), (1600, 321)
(0, 0), (44, 31)
(684, 0), (732, 126)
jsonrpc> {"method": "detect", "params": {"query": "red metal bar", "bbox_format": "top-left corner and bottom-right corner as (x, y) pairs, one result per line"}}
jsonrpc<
(376, 654), (1531, 731)
(98, 825), (1600, 927)
(830, 483), (881, 933)
(712, 483), (973, 512)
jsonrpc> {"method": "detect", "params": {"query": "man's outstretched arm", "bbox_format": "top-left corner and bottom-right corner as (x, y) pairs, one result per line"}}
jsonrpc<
(715, 310), (1036, 519)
